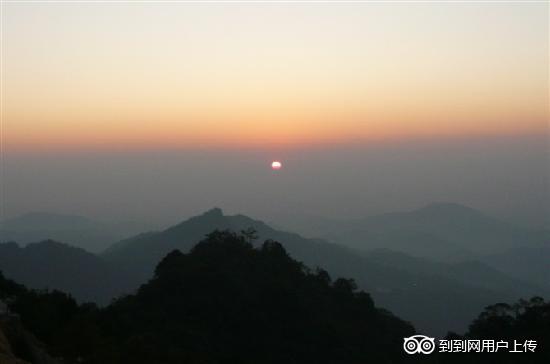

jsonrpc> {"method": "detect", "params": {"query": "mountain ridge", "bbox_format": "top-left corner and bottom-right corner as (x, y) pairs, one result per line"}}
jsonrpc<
(101, 207), (545, 334)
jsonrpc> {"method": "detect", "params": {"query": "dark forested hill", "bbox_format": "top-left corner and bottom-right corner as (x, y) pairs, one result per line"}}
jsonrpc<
(101, 230), (416, 364)
(436, 297), (550, 364)
(2, 246), (548, 364)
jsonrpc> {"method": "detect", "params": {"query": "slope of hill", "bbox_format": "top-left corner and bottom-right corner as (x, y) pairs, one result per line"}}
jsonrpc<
(0, 320), (59, 364)
(480, 242), (550, 290)
(0, 324), (29, 364)
(0, 212), (150, 253)
(103, 208), (541, 334)
(0, 240), (132, 304)
(363, 248), (546, 296)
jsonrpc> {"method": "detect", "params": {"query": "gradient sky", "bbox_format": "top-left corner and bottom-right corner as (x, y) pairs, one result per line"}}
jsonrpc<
(1, 2), (549, 228)
(3, 2), (548, 151)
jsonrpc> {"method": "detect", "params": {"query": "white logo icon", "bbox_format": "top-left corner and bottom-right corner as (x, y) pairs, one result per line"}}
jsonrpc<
(403, 335), (436, 354)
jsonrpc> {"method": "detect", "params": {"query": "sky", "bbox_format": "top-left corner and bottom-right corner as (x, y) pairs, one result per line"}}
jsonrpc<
(1, 1), (549, 227)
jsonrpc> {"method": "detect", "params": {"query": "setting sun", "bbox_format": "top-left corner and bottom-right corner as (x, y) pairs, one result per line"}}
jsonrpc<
(271, 161), (282, 170)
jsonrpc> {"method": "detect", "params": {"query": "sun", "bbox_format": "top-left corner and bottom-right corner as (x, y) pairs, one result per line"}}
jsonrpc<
(271, 161), (282, 170)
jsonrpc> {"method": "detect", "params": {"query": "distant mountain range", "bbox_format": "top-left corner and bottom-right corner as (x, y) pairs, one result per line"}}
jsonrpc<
(0, 203), (548, 335)
(316, 203), (550, 261)
(0, 212), (153, 253)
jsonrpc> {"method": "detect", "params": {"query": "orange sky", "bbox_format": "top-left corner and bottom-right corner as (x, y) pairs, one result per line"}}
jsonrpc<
(2, 2), (548, 152)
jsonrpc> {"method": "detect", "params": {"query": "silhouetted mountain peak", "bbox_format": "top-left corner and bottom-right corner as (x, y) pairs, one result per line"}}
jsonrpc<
(201, 207), (224, 218)
(164, 208), (272, 238)
(174, 207), (225, 227)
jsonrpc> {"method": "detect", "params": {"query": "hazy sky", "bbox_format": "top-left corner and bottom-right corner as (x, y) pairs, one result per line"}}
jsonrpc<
(1, 2), (548, 227)
(4, 2), (548, 150)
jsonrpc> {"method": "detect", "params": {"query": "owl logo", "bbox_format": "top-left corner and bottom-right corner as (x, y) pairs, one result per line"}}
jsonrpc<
(403, 335), (436, 354)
